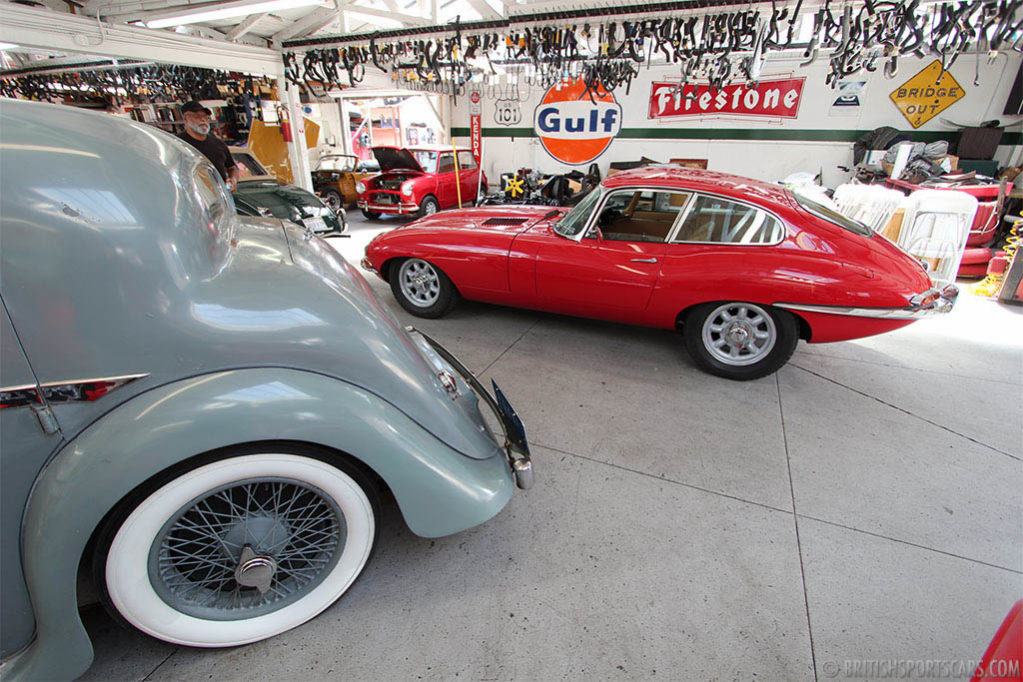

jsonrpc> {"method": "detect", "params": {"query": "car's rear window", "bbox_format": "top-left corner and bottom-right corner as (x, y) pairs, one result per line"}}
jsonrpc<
(792, 191), (872, 237)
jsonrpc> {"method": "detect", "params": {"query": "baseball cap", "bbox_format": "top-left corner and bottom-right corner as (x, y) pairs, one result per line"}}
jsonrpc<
(180, 101), (212, 115)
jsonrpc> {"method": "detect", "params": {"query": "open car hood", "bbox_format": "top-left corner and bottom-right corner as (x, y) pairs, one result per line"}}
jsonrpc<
(372, 146), (423, 172)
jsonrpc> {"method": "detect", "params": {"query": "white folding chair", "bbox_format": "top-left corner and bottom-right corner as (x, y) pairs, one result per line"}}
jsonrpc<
(833, 184), (906, 234)
(897, 189), (978, 287)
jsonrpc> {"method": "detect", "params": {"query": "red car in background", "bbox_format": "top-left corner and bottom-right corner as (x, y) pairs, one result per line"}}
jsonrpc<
(362, 166), (957, 380)
(356, 146), (486, 220)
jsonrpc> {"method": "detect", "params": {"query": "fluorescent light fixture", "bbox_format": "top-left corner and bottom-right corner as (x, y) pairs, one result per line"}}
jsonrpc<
(0, 42), (19, 51)
(145, 0), (324, 29)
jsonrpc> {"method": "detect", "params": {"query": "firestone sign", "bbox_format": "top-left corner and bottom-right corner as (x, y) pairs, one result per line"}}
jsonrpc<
(534, 77), (622, 165)
(648, 77), (805, 119)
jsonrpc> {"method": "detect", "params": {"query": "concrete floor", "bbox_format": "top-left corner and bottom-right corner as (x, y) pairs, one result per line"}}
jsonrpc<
(80, 212), (1022, 681)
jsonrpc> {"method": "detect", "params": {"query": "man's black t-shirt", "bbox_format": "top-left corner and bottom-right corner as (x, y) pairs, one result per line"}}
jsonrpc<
(177, 131), (236, 181)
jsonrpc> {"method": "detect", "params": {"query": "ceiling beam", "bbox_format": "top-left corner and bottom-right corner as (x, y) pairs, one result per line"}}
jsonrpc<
(269, 5), (334, 40)
(0, 2), (283, 75)
(226, 11), (268, 39)
(464, 0), (501, 19)
(345, 4), (431, 25)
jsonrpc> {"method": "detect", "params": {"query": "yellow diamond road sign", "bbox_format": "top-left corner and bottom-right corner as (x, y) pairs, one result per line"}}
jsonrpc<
(889, 60), (965, 129)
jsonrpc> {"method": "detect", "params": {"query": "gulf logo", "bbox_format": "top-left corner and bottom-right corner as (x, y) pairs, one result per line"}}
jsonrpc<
(533, 77), (622, 165)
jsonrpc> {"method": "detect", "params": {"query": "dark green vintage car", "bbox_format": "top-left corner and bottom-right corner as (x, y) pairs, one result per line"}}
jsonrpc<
(233, 177), (347, 235)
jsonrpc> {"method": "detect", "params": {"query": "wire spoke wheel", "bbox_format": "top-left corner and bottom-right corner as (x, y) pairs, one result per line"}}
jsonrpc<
(150, 478), (344, 621)
(101, 452), (377, 647)
(398, 259), (441, 307)
(701, 302), (777, 367)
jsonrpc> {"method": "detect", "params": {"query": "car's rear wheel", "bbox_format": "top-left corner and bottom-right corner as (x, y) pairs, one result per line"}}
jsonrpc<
(95, 447), (378, 647)
(418, 196), (439, 218)
(322, 189), (343, 213)
(361, 209), (381, 221)
(683, 302), (798, 380)
(390, 257), (459, 318)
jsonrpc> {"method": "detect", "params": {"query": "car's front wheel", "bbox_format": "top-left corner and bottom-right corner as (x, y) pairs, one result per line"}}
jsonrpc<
(95, 447), (378, 647)
(322, 189), (344, 212)
(418, 195), (439, 218)
(390, 257), (459, 318)
(683, 302), (798, 380)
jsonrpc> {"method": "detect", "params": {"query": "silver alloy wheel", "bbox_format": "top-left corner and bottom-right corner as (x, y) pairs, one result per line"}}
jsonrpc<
(701, 302), (778, 366)
(149, 477), (344, 620)
(398, 259), (441, 307)
(422, 199), (438, 215)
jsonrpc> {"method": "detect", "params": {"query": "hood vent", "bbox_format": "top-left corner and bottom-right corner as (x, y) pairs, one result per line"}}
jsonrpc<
(483, 217), (529, 226)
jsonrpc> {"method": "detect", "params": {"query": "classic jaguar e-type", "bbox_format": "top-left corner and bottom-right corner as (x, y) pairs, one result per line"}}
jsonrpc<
(0, 100), (531, 680)
(363, 166), (956, 380)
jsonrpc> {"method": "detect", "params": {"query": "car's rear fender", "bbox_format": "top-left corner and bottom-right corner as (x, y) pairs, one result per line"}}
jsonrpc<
(5, 368), (513, 681)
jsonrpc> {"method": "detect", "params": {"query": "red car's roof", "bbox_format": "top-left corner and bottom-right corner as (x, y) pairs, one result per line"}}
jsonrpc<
(603, 166), (794, 208)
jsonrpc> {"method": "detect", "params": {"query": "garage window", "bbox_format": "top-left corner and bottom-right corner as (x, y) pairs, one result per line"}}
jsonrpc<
(672, 195), (784, 245)
(592, 189), (691, 243)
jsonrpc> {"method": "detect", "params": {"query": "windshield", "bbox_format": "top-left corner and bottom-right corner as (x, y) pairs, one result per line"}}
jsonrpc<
(316, 155), (356, 172)
(411, 150), (437, 170)
(554, 188), (602, 237)
(792, 191), (872, 237)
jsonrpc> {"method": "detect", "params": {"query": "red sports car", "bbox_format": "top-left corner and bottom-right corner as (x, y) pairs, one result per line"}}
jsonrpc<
(362, 167), (957, 380)
(356, 145), (486, 220)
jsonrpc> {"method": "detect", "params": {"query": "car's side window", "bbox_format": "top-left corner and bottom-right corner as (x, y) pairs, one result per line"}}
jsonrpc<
(195, 164), (227, 233)
(673, 195), (784, 245)
(592, 189), (691, 243)
(437, 153), (456, 173)
(457, 151), (477, 170)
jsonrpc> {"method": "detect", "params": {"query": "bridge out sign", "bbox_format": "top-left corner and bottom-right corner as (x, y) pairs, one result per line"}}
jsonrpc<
(889, 60), (965, 128)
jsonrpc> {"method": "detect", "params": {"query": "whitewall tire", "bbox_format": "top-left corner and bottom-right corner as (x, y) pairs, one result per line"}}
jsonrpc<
(101, 452), (377, 647)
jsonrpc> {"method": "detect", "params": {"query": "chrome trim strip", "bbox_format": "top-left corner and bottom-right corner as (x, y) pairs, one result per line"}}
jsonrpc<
(0, 382), (37, 393)
(37, 372), (149, 388)
(777, 285), (957, 320)
(776, 302), (933, 320)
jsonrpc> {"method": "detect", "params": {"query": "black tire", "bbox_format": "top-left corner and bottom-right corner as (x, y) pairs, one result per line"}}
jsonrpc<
(361, 209), (381, 220)
(92, 443), (381, 645)
(322, 189), (344, 213)
(417, 195), (439, 218)
(389, 258), (459, 318)
(683, 302), (798, 381)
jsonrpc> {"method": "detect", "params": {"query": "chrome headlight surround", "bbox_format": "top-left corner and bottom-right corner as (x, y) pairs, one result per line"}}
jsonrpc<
(355, 181), (366, 194)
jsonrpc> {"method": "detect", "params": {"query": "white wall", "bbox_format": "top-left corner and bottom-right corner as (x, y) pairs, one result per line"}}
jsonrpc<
(453, 52), (1022, 188)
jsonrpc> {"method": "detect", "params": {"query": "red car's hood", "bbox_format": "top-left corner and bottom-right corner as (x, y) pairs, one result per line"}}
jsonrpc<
(401, 206), (566, 234)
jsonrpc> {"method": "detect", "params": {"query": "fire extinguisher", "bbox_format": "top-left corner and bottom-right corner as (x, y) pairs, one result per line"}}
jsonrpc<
(278, 105), (293, 143)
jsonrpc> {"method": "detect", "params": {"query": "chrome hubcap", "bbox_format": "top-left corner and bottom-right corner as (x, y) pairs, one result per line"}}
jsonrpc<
(149, 477), (344, 620)
(702, 303), (777, 366)
(424, 201), (437, 215)
(398, 259), (440, 307)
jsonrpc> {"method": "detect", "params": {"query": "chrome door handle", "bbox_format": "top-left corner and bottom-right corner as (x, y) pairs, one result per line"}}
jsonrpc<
(630, 257), (658, 263)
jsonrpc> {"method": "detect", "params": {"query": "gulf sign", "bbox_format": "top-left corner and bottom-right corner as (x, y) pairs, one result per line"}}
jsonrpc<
(534, 77), (622, 165)
(649, 77), (805, 119)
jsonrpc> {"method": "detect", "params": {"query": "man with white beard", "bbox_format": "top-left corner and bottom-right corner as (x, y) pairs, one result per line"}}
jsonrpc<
(177, 100), (239, 192)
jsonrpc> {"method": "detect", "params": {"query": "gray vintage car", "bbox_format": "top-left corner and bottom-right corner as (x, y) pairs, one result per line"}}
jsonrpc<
(0, 100), (532, 680)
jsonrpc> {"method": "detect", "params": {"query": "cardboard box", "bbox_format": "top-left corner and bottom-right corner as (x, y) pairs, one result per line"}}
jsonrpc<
(937, 154), (959, 173)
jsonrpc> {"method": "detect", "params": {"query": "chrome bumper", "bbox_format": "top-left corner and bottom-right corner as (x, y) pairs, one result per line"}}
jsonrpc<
(409, 327), (533, 490)
(777, 284), (958, 320)
(358, 200), (419, 214)
(360, 257), (376, 274)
